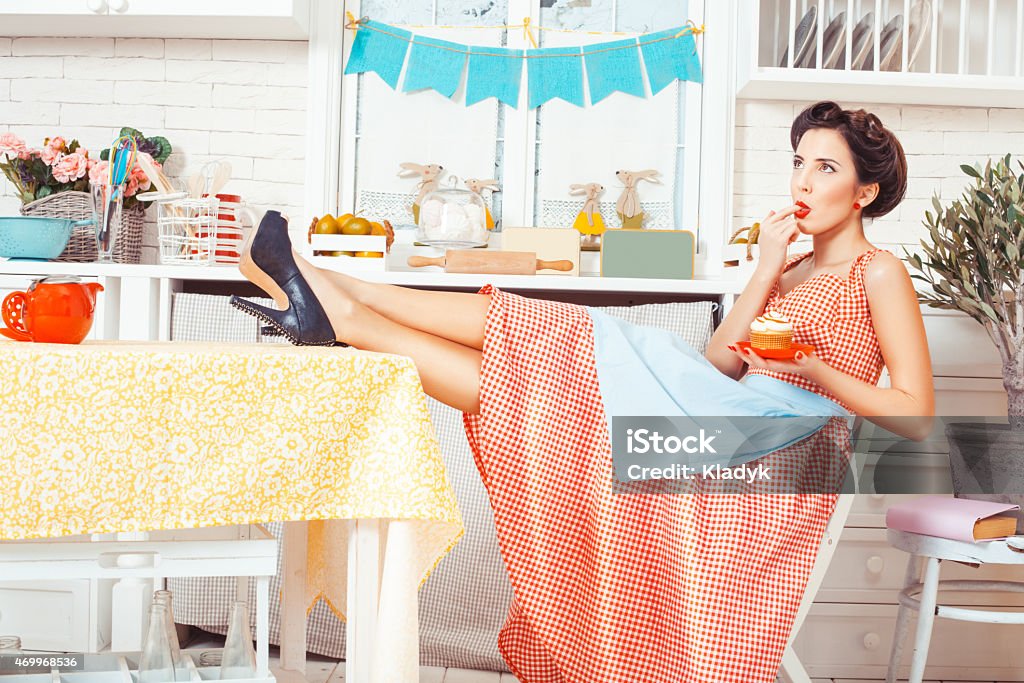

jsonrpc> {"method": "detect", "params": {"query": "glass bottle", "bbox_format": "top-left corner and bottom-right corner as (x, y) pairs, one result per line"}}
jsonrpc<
(0, 636), (22, 652)
(139, 603), (175, 683)
(153, 590), (187, 680)
(220, 601), (256, 679)
(0, 637), (24, 676)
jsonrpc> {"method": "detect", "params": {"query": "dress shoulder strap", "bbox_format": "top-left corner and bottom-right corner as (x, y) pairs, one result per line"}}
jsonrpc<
(842, 248), (889, 314)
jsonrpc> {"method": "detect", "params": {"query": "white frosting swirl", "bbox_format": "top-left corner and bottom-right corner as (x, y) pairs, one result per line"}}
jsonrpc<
(750, 309), (792, 333)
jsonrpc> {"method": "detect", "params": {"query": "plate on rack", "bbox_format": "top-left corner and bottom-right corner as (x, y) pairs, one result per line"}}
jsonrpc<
(736, 341), (815, 360)
(907, 0), (932, 70)
(779, 4), (817, 68)
(879, 15), (905, 71)
(822, 11), (847, 69)
(851, 12), (875, 69)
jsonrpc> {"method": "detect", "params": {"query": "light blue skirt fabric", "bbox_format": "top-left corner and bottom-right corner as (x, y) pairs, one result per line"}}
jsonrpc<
(587, 308), (851, 467)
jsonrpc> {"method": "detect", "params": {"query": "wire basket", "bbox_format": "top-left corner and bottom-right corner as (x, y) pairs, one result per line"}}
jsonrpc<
(19, 191), (145, 263)
(144, 193), (221, 265)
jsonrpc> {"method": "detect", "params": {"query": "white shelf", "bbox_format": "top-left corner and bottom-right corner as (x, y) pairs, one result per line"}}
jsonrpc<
(0, 0), (309, 39)
(737, 68), (1024, 108)
(0, 244), (745, 295)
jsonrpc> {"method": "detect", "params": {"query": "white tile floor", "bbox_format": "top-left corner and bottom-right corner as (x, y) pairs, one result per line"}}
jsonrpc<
(184, 628), (1009, 683)
(184, 629), (520, 683)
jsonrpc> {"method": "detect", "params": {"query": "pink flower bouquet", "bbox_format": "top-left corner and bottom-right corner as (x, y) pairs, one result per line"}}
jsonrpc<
(0, 133), (163, 210)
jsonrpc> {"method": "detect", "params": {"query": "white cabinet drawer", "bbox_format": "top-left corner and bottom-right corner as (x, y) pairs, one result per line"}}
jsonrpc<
(935, 376), (1008, 416)
(0, 579), (97, 652)
(849, 494), (924, 527)
(818, 527), (1024, 605)
(794, 602), (1024, 680)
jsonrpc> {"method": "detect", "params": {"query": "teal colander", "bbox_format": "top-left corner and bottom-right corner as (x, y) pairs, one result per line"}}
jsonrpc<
(0, 216), (95, 260)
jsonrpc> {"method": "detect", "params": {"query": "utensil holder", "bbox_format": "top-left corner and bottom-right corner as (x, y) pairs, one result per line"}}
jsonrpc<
(143, 193), (221, 266)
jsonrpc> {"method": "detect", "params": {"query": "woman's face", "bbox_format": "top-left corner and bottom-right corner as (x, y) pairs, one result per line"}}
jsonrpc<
(790, 128), (873, 234)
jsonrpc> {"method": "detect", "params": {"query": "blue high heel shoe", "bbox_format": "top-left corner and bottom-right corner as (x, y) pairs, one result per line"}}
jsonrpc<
(229, 210), (341, 347)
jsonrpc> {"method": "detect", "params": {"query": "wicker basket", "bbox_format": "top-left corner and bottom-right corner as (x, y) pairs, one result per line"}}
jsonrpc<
(19, 191), (145, 264)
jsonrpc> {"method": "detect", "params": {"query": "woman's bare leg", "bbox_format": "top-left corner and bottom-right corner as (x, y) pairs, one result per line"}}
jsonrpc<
(293, 259), (483, 413)
(302, 256), (491, 350)
(239, 241), (490, 351)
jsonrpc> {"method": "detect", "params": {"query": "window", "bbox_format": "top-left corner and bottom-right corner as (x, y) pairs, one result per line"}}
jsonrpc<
(338, 0), (703, 246)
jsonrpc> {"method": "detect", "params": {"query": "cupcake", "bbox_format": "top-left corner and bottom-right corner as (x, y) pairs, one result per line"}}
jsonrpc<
(749, 310), (793, 350)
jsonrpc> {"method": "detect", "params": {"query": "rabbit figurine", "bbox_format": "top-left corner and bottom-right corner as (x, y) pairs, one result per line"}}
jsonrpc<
(615, 169), (661, 228)
(570, 182), (606, 250)
(398, 162), (446, 224)
(465, 178), (500, 230)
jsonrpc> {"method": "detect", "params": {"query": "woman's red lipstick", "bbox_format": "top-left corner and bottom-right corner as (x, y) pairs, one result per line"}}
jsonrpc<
(795, 201), (811, 219)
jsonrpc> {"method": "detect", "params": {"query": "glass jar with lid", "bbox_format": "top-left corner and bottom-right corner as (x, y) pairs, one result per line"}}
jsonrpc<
(415, 177), (489, 249)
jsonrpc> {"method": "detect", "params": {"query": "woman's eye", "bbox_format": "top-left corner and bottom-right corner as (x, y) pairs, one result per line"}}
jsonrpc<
(792, 159), (802, 169)
(820, 164), (834, 173)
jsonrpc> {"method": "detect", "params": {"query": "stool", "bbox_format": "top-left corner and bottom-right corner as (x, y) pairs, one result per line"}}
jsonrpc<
(885, 528), (1024, 683)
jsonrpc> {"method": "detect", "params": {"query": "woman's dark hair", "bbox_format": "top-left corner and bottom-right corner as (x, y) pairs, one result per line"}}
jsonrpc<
(791, 101), (907, 219)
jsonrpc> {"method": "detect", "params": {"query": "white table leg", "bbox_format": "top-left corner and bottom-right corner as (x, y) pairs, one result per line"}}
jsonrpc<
(908, 556), (941, 683)
(280, 520), (308, 675)
(256, 575), (270, 678)
(886, 553), (919, 683)
(347, 519), (381, 683)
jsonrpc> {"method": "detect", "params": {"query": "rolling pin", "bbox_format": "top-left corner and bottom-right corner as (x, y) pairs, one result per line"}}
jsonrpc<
(407, 250), (573, 275)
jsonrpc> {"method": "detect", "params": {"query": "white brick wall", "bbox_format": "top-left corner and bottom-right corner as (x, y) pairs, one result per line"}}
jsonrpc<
(733, 101), (1024, 257)
(0, 37), (307, 264)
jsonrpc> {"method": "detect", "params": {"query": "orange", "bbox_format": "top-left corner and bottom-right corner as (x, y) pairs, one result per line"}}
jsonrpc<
(369, 221), (386, 236)
(354, 251), (384, 258)
(341, 217), (372, 235)
(314, 215), (341, 234)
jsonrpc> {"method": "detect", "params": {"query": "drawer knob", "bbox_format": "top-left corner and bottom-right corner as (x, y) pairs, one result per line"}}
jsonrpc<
(86, 0), (107, 13)
(108, 0), (129, 12)
(863, 632), (880, 650)
(866, 555), (885, 574)
(871, 493), (886, 501)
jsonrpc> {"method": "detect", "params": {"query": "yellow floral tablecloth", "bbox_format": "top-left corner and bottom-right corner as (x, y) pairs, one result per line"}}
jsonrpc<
(0, 340), (464, 652)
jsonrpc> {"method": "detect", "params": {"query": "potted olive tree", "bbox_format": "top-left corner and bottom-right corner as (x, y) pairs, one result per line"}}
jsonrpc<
(906, 154), (1024, 515)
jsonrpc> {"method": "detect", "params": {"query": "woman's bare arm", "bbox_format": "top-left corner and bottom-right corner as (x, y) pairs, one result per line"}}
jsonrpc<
(707, 205), (803, 379)
(729, 252), (935, 440)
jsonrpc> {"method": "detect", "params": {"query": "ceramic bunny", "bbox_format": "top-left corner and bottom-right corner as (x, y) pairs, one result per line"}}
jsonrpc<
(465, 178), (500, 230)
(570, 182), (606, 250)
(615, 169), (661, 228)
(398, 162), (446, 224)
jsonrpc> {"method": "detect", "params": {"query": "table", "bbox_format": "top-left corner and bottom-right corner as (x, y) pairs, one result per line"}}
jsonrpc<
(0, 340), (464, 683)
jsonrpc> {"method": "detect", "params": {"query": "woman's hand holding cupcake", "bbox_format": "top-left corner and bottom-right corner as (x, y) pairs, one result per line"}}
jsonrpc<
(753, 205), (803, 277)
(727, 343), (820, 377)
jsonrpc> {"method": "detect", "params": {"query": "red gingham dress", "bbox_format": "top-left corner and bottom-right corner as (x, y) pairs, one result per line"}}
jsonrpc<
(461, 251), (885, 683)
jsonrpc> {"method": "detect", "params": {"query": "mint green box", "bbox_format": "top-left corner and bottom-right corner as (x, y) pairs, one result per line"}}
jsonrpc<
(600, 229), (696, 279)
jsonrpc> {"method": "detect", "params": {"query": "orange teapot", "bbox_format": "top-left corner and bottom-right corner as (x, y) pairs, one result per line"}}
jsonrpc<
(1, 276), (103, 344)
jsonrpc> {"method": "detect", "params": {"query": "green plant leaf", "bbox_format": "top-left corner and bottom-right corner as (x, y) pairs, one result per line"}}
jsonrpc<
(35, 185), (52, 200)
(147, 136), (172, 164)
(962, 164), (982, 179)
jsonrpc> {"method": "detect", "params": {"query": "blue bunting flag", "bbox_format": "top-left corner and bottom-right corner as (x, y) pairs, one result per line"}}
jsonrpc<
(343, 19), (412, 88)
(466, 46), (524, 107)
(640, 26), (703, 95)
(403, 36), (467, 98)
(583, 38), (645, 103)
(527, 46), (585, 108)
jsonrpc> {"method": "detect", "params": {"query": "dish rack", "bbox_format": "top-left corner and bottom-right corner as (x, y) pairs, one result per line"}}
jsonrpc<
(0, 525), (277, 683)
(740, 0), (1024, 107)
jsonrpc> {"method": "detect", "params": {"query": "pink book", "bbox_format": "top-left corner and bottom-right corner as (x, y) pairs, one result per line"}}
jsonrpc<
(886, 496), (1021, 543)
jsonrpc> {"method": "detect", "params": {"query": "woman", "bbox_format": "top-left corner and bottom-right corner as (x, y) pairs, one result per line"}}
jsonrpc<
(232, 101), (934, 682)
